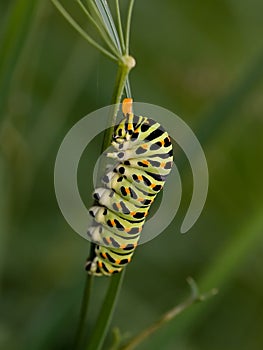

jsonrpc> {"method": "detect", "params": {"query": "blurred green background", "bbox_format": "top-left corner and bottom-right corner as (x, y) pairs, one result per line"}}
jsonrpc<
(1, 1), (263, 349)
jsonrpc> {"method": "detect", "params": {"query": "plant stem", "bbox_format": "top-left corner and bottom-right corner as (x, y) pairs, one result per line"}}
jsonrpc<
(87, 271), (125, 350)
(77, 0), (120, 57)
(115, 0), (126, 52)
(53, 1), (135, 348)
(74, 52), (135, 349)
(125, 0), (134, 55)
(120, 279), (217, 350)
(74, 274), (94, 349)
(79, 55), (135, 350)
(94, 0), (122, 53)
(101, 55), (136, 153)
(74, 53), (135, 350)
(92, 0), (132, 97)
(51, 0), (118, 61)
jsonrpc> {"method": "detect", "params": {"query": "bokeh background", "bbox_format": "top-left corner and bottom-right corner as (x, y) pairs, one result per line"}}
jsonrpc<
(1, 1), (263, 349)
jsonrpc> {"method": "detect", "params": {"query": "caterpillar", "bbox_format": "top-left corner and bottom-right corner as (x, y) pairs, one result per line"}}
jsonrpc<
(85, 98), (173, 276)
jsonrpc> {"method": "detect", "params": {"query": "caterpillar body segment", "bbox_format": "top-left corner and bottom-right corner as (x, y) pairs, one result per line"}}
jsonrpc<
(102, 170), (156, 207)
(87, 225), (140, 247)
(113, 164), (166, 194)
(93, 188), (149, 220)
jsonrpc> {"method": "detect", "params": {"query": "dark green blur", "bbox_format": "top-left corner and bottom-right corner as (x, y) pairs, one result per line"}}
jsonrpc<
(0, 1), (263, 349)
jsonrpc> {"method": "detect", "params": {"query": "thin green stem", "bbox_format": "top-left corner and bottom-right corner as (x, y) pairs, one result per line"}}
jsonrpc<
(86, 0), (109, 33)
(83, 56), (134, 350)
(73, 52), (135, 350)
(86, 0), (120, 53)
(77, 0), (120, 57)
(120, 278), (217, 350)
(94, 0), (122, 53)
(101, 55), (136, 153)
(74, 274), (94, 350)
(54, 2), (136, 348)
(75, 54), (135, 350)
(150, 207), (263, 349)
(115, 0), (126, 53)
(91, 0), (132, 97)
(124, 78), (132, 98)
(87, 271), (125, 350)
(51, 0), (118, 61)
(75, 58), (131, 349)
(125, 0), (134, 55)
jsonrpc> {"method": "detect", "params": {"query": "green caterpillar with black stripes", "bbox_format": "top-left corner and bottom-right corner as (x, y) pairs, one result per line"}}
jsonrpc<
(85, 98), (173, 276)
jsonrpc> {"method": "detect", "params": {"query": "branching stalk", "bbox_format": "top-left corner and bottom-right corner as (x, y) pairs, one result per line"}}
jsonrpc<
(120, 278), (218, 350)
(52, 2), (136, 349)
(77, 0), (120, 57)
(51, 0), (118, 61)
(90, 0), (132, 96)
(94, 0), (122, 53)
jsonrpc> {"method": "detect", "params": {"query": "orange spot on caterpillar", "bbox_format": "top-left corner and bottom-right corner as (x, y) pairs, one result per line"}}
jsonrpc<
(142, 160), (149, 166)
(130, 211), (136, 216)
(111, 220), (115, 226)
(122, 98), (133, 115)
(125, 227), (131, 232)
(125, 187), (131, 195)
(142, 144), (148, 149)
(137, 175), (143, 181)
(98, 261), (103, 268)
(160, 162), (166, 168)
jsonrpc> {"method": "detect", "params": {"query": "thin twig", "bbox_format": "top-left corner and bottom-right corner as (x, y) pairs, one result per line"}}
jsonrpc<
(94, 0), (122, 53)
(86, 0), (119, 52)
(120, 278), (218, 350)
(51, 0), (118, 61)
(77, 0), (120, 57)
(125, 0), (134, 55)
(115, 0), (126, 52)
(92, 0), (132, 97)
